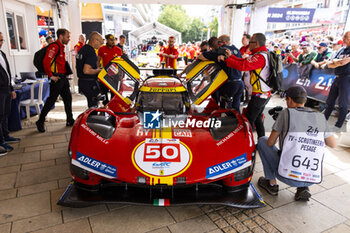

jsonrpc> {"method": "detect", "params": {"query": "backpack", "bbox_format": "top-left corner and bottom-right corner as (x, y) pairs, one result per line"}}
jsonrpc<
(253, 51), (283, 92)
(33, 42), (60, 73)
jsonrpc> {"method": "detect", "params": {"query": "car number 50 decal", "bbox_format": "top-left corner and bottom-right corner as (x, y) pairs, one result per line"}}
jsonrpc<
(132, 139), (192, 177)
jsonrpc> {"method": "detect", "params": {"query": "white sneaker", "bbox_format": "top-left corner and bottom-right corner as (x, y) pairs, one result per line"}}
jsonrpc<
(0, 146), (7, 157)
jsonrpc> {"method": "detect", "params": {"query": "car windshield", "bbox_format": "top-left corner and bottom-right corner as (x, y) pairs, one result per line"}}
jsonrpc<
(137, 91), (187, 115)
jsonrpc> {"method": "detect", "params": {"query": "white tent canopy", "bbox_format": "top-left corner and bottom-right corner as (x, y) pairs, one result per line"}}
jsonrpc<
(128, 21), (181, 48)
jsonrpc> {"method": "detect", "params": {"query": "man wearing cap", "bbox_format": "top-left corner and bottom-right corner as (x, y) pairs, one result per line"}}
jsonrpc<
(297, 42), (316, 80)
(311, 42), (331, 69)
(327, 40), (343, 61)
(324, 31), (350, 130)
(257, 86), (336, 201)
(280, 39), (289, 60)
(97, 34), (122, 105)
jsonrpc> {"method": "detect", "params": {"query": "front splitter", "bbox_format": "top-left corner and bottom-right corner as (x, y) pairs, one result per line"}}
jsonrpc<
(58, 182), (265, 208)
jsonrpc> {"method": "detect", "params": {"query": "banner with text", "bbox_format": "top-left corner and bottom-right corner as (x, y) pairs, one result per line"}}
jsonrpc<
(267, 8), (315, 23)
(282, 63), (350, 107)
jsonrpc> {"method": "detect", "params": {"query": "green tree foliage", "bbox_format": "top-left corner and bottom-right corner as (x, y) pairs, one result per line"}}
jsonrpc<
(158, 5), (190, 35)
(209, 16), (218, 37)
(183, 17), (205, 43)
(158, 5), (218, 43)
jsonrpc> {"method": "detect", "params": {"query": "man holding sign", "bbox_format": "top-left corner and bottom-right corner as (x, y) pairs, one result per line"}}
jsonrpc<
(257, 86), (336, 201)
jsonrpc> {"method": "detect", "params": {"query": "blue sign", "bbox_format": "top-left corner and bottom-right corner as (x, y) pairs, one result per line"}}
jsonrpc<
(76, 152), (117, 178)
(206, 153), (247, 179)
(143, 110), (161, 129)
(282, 64), (350, 109)
(267, 8), (315, 23)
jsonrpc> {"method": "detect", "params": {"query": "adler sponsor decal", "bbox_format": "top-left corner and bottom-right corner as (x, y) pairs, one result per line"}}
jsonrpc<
(206, 153), (251, 180)
(73, 152), (117, 178)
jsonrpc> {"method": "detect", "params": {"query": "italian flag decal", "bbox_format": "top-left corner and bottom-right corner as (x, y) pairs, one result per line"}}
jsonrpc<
(153, 198), (170, 206)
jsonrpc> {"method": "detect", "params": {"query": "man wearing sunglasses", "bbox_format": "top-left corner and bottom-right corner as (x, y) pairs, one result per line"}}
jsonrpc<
(218, 33), (271, 138)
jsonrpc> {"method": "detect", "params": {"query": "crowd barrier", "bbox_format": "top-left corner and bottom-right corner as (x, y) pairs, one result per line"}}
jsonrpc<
(282, 63), (350, 106)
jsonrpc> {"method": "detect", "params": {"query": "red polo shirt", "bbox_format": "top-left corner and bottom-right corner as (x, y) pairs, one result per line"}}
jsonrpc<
(160, 46), (179, 69)
(74, 42), (84, 53)
(98, 45), (122, 67)
(43, 40), (66, 77)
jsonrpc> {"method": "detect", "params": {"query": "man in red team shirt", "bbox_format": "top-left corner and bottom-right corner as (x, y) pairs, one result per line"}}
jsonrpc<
(160, 36), (179, 69)
(74, 34), (85, 54)
(97, 34), (122, 105)
(36, 28), (74, 132)
(240, 33), (251, 58)
(98, 34), (122, 67)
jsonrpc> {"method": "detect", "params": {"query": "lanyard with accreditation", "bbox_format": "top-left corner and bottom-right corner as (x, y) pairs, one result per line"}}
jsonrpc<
(278, 108), (326, 184)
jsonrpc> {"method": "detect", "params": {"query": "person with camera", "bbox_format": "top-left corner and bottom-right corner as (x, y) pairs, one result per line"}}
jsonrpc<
(218, 33), (271, 138)
(283, 42), (301, 64)
(257, 86), (337, 201)
(36, 28), (74, 133)
(198, 36), (243, 112)
(76, 32), (104, 108)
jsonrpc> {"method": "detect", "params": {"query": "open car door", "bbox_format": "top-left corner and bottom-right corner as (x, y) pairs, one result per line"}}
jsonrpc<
(98, 55), (141, 107)
(185, 60), (228, 105)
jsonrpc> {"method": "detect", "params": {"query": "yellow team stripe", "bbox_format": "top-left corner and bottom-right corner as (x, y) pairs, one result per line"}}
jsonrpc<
(98, 68), (132, 105)
(139, 86), (186, 92)
(186, 61), (214, 80)
(147, 127), (174, 185)
(193, 69), (228, 105)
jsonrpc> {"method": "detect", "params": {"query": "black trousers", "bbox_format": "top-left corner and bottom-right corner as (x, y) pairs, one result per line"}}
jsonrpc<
(78, 79), (100, 108)
(324, 76), (350, 128)
(245, 95), (270, 138)
(0, 91), (11, 144)
(38, 77), (73, 123)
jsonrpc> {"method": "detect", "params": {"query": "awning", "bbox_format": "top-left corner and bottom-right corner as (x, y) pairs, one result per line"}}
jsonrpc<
(81, 3), (103, 21)
(36, 6), (53, 17)
(129, 21), (182, 44)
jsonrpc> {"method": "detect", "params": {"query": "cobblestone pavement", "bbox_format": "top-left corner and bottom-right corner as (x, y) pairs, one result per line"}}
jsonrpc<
(0, 94), (349, 233)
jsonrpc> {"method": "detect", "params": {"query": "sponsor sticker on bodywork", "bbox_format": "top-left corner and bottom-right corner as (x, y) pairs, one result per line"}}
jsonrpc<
(173, 129), (192, 137)
(72, 152), (117, 179)
(206, 153), (251, 180)
(132, 138), (192, 178)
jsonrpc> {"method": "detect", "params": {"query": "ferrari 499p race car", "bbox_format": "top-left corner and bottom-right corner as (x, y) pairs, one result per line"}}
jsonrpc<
(58, 56), (265, 208)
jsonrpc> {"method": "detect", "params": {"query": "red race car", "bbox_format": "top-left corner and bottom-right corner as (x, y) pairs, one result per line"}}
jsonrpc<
(58, 56), (264, 208)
